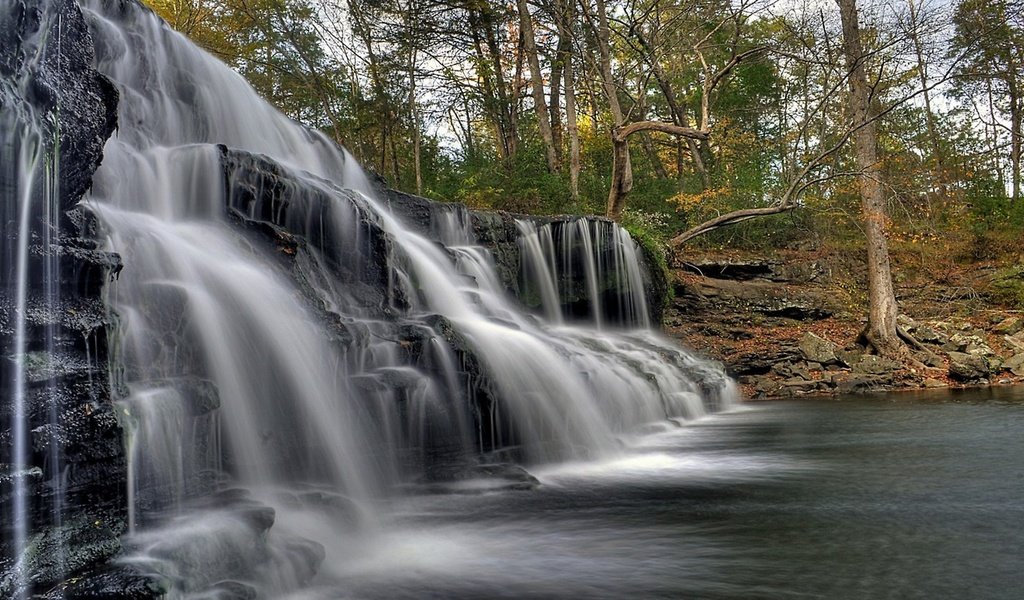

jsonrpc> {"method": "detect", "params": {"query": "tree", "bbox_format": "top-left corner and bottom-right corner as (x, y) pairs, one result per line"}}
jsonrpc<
(950, 0), (1024, 203)
(838, 0), (911, 357)
(517, 0), (561, 172)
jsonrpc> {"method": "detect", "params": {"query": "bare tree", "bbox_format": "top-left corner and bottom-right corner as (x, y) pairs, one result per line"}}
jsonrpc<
(839, 0), (909, 357)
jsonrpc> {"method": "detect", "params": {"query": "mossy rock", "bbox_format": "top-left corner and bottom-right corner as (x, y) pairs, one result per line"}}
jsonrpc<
(988, 266), (1024, 309)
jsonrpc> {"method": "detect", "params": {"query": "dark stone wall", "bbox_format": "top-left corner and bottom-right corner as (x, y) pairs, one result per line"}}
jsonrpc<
(1, 0), (128, 595)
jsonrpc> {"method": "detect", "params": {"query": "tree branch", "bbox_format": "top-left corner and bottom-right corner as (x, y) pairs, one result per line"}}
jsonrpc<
(613, 120), (710, 142)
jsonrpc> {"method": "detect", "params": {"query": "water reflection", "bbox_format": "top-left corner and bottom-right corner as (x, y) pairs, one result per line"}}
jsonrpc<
(294, 391), (1024, 599)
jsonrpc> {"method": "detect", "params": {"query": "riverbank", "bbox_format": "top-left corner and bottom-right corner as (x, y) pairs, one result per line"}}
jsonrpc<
(663, 245), (1024, 398)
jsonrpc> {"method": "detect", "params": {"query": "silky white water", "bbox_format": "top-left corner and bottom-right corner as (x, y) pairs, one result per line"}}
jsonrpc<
(1, 7), (66, 593)
(75, 0), (736, 595)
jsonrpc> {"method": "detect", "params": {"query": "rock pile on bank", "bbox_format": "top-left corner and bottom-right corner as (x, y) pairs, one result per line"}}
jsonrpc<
(665, 251), (1024, 398)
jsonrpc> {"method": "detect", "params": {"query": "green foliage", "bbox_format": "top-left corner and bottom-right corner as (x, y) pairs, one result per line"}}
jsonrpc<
(620, 209), (674, 302)
(989, 265), (1024, 309)
(965, 176), (1020, 225)
(147, 0), (1024, 270)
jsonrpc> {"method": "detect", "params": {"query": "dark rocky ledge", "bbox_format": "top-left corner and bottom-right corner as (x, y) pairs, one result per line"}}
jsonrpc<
(1, 0), (127, 595)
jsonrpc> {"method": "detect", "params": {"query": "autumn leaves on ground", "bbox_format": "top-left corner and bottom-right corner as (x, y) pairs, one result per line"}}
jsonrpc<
(665, 231), (1024, 398)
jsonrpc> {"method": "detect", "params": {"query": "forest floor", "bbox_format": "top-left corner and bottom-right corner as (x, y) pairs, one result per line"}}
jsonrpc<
(662, 234), (1024, 399)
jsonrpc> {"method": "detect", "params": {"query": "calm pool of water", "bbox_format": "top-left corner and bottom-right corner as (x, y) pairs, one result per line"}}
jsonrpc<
(284, 387), (1024, 599)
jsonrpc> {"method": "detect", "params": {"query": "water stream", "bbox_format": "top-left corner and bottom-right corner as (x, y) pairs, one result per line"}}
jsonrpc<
(1, 6), (66, 594)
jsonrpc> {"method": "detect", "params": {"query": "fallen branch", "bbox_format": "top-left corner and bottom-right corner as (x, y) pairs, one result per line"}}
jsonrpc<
(612, 121), (710, 142)
(669, 202), (799, 246)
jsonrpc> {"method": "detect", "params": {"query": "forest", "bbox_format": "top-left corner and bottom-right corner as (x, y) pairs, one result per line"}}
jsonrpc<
(143, 0), (1021, 225)
(145, 0), (1024, 360)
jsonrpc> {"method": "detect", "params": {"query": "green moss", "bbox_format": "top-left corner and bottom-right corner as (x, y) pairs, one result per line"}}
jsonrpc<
(989, 265), (1024, 308)
(620, 213), (673, 321)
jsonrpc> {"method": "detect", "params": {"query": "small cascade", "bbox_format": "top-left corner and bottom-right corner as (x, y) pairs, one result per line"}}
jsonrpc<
(517, 218), (652, 327)
(6, 102), (42, 600)
(1, 4), (67, 594)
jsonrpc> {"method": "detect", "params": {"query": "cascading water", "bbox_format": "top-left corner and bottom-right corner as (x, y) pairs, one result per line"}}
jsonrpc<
(2, 5), (69, 595)
(517, 218), (653, 327)
(2, 0), (734, 595)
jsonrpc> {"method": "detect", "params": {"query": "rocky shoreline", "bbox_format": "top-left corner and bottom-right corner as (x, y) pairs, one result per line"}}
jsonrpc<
(664, 251), (1024, 399)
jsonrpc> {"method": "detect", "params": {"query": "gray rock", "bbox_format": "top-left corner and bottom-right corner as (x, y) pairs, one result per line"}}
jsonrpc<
(947, 351), (990, 382)
(1005, 353), (1024, 370)
(836, 348), (862, 368)
(799, 332), (840, 365)
(922, 378), (946, 388)
(948, 333), (991, 354)
(993, 317), (1024, 336)
(912, 325), (948, 345)
(852, 355), (901, 375)
(837, 374), (894, 394)
(780, 378), (821, 395)
(1004, 354), (1024, 376)
(1004, 332), (1024, 353)
(39, 566), (167, 599)
(912, 350), (945, 369)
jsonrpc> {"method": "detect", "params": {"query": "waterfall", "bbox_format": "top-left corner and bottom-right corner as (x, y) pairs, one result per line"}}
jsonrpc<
(517, 218), (652, 327)
(4, 0), (735, 595)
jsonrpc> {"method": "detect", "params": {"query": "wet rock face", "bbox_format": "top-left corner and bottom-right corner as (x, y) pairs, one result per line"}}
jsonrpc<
(0, 0), (118, 222)
(1, 0), (123, 594)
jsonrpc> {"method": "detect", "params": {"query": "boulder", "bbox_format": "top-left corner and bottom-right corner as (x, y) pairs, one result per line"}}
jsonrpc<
(836, 348), (863, 368)
(726, 347), (802, 376)
(779, 378), (823, 395)
(772, 361), (812, 380)
(836, 374), (894, 394)
(912, 350), (945, 369)
(39, 566), (167, 600)
(947, 351), (990, 382)
(674, 277), (835, 321)
(799, 332), (840, 365)
(909, 324), (948, 345)
(993, 317), (1024, 336)
(1004, 332), (1024, 353)
(1004, 354), (1024, 376)
(852, 355), (901, 376)
(945, 333), (994, 355)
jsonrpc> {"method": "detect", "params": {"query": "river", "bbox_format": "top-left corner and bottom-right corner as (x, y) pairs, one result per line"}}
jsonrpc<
(290, 388), (1024, 599)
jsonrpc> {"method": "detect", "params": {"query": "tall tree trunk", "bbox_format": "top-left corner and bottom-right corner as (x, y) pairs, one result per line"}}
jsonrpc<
(558, 0), (580, 200)
(405, 4), (422, 195)
(906, 0), (946, 200)
(348, 0), (393, 177)
(1008, 77), (1021, 203)
(593, 0), (631, 219)
(409, 53), (422, 195)
(517, 0), (560, 172)
(470, 3), (518, 164)
(511, 28), (525, 160)
(549, 29), (567, 163)
(464, 99), (475, 160)
(986, 77), (1003, 187)
(838, 0), (904, 357)
(470, 26), (507, 163)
